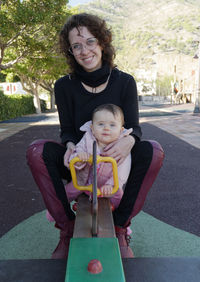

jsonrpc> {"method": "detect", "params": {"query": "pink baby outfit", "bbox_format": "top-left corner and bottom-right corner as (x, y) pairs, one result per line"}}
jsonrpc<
(46, 121), (132, 226)
(67, 121), (132, 204)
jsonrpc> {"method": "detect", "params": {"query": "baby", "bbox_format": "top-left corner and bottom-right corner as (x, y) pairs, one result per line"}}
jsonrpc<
(47, 104), (132, 234)
(67, 103), (132, 206)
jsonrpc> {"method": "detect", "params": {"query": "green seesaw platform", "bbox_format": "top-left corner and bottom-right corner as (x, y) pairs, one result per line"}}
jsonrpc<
(66, 238), (125, 282)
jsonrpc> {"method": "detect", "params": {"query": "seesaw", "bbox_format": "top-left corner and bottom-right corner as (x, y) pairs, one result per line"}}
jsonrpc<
(65, 140), (125, 281)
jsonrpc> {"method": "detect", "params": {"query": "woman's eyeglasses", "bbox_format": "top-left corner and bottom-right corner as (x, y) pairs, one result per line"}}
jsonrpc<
(68, 37), (98, 56)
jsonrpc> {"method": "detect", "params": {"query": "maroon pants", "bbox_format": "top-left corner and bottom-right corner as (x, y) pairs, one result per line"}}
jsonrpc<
(26, 139), (164, 228)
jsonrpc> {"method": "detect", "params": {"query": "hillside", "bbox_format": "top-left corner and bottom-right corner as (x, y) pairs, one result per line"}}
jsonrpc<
(82, 0), (200, 52)
(79, 0), (200, 83)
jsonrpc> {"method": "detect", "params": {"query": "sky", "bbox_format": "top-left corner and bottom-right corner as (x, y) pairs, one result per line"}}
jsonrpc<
(68, 0), (92, 6)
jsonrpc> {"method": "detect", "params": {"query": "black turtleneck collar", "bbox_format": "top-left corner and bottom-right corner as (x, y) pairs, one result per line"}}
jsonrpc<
(75, 63), (111, 87)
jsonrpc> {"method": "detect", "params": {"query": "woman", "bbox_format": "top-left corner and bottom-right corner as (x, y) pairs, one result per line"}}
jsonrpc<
(26, 13), (164, 259)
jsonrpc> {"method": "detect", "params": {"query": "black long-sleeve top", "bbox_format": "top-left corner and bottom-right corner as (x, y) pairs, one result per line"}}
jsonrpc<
(54, 68), (142, 145)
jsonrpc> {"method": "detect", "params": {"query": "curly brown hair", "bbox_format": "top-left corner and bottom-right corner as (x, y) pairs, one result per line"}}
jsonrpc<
(59, 13), (116, 73)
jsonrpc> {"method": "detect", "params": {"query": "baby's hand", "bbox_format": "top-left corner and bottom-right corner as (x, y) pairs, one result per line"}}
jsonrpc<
(78, 152), (90, 162)
(75, 152), (90, 167)
(100, 185), (113, 197)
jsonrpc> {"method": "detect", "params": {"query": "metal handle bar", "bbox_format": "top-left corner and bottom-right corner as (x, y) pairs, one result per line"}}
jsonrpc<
(69, 155), (119, 196)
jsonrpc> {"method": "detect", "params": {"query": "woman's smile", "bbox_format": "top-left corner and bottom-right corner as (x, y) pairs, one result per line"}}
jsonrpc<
(81, 55), (94, 64)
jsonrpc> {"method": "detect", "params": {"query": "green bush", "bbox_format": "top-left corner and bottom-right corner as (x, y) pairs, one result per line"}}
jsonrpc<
(0, 91), (36, 121)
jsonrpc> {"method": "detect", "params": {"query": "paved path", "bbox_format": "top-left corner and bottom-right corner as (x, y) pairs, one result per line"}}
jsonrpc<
(0, 103), (199, 259)
(139, 103), (200, 149)
(0, 112), (59, 141)
(1, 103), (199, 148)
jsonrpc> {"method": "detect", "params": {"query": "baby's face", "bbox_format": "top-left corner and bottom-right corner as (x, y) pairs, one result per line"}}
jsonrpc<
(91, 110), (123, 146)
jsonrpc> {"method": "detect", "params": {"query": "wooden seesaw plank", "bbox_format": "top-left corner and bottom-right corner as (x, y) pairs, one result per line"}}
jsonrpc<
(73, 194), (92, 238)
(73, 194), (115, 238)
(97, 197), (115, 238)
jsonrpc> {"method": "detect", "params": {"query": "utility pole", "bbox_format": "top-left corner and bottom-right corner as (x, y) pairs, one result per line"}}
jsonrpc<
(194, 38), (200, 113)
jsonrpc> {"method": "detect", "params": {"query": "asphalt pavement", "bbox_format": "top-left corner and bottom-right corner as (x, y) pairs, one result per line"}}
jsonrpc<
(0, 103), (200, 259)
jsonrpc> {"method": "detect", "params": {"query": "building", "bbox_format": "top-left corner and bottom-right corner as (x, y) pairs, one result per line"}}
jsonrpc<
(0, 82), (27, 95)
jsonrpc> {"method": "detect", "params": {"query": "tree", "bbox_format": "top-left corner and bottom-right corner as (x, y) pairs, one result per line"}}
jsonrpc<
(1, 0), (74, 113)
(0, 0), (69, 71)
(38, 56), (69, 110)
(13, 54), (69, 113)
(156, 75), (173, 96)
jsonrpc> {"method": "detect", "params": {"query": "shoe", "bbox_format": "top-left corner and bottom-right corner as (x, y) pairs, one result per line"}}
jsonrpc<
(72, 202), (78, 212)
(115, 226), (134, 258)
(51, 220), (75, 259)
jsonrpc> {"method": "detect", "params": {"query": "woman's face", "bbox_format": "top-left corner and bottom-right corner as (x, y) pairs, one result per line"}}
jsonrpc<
(68, 26), (103, 72)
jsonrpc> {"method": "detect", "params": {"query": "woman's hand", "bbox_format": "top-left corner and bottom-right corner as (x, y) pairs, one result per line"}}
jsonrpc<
(102, 135), (135, 165)
(64, 142), (75, 168)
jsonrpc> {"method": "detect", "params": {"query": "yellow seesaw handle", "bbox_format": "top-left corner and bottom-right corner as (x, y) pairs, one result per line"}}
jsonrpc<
(69, 156), (119, 196)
